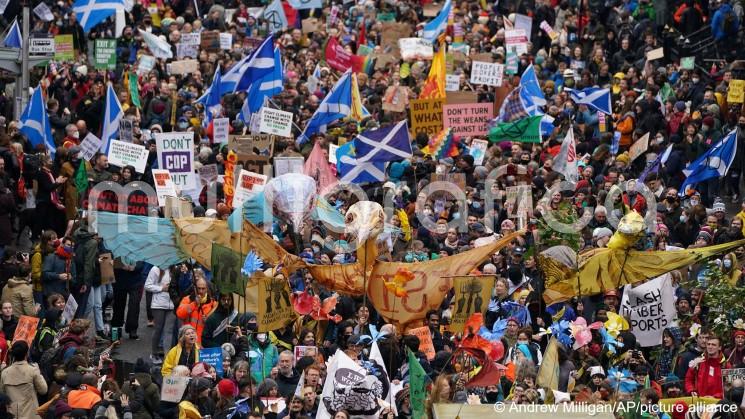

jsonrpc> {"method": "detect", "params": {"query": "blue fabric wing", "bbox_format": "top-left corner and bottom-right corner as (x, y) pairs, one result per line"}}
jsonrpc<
(94, 212), (187, 267)
(241, 251), (263, 276)
(479, 318), (508, 341)
(599, 326), (624, 355)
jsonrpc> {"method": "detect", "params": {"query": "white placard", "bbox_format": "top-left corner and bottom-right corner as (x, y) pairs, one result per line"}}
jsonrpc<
(514, 14), (533, 40)
(328, 143), (339, 164)
(155, 132), (196, 190)
(61, 294), (77, 325)
(620, 274), (677, 347)
(161, 376), (190, 403)
(152, 169), (178, 207)
(33, 3), (54, 21)
(29, 37), (55, 54)
(470, 61), (504, 87)
(273, 157), (304, 177)
(107, 140), (149, 173)
(398, 38), (434, 61)
(79, 133), (102, 161)
(469, 139), (489, 166)
(213, 118), (230, 144)
(219, 33), (232, 50)
(233, 169), (267, 209)
(181, 32), (201, 46)
(259, 108), (293, 138)
(446, 74), (460, 92)
(505, 29), (529, 55)
(136, 55), (156, 75)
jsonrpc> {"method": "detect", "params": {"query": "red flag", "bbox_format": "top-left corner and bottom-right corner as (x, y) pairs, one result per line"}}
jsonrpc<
(281, 1), (298, 26)
(325, 37), (353, 72)
(358, 19), (366, 49)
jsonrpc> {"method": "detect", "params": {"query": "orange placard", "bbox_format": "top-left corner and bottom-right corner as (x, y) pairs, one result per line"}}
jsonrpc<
(407, 326), (436, 361)
(13, 316), (39, 347)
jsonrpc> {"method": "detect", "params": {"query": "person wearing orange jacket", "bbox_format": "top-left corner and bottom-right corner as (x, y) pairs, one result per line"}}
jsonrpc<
(175, 270), (216, 347)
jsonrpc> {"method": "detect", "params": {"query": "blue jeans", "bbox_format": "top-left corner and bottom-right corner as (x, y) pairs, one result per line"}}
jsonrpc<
(85, 284), (112, 332)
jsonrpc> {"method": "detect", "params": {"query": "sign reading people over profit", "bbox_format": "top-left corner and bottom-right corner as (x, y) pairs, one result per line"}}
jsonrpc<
(410, 98), (444, 136)
(470, 61), (504, 87)
(620, 273), (677, 347)
(155, 132), (196, 190)
(443, 103), (494, 136)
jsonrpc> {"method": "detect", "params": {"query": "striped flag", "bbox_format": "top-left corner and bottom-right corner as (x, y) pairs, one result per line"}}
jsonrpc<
(565, 87), (612, 115)
(20, 85), (56, 157)
(422, 0), (451, 43)
(220, 35), (275, 94)
(298, 69), (353, 145)
(74, 0), (125, 33)
(101, 83), (123, 153)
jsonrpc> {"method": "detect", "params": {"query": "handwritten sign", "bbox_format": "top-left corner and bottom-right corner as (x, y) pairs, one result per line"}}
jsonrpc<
(398, 38), (434, 61)
(107, 140), (149, 173)
(469, 139), (489, 166)
(228, 135), (275, 157)
(13, 316), (39, 346)
(80, 133), (102, 161)
(628, 132), (650, 163)
(155, 132), (196, 190)
(273, 157), (304, 177)
(161, 376), (190, 403)
(470, 61), (504, 87)
(200, 31), (220, 52)
(169, 59), (199, 75)
(620, 274), (676, 347)
(728, 80), (745, 104)
(259, 108), (293, 138)
(213, 118), (230, 144)
(198, 164), (218, 186)
(410, 98), (444, 136)
(233, 169), (267, 209)
(219, 33), (232, 50)
(152, 169), (178, 207)
(446, 74), (460, 92)
(61, 295), (78, 325)
(443, 103), (494, 136)
(407, 326), (435, 361)
(450, 276), (495, 333)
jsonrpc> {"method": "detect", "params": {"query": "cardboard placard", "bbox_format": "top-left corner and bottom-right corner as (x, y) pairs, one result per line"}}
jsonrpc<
(155, 132), (196, 190)
(181, 32), (200, 46)
(259, 108), (294, 138)
(540, 20), (558, 40)
(471, 52), (493, 63)
(136, 55), (155, 75)
(164, 196), (193, 219)
(228, 134), (275, 157)
(169, 59), (199, 75)
(382, 85), (408, 113)
(257, 274), (296, 332)
(380, 22), (412, 58)
(294, 345), (318, 362)
(107, 140), (149, 173)
(470, 61), (504, 87)
(119, 119), (133, 142)
(443, 103), (494, 137)
(410, 98), (444, 136)
(13, 316), (39, 347)
(407, 326), (435, 361)
(629, 133), (650, 162)
(646, 47), (664, 61)
(200, 31), (220, 52)
(302, 17), (320, 34)
(152, 169), (178, 207)
(233, 169), (267, 209)
(328, 143), (339, 164)
(99, 252), (114, 284)
(446, 91), (478, 105)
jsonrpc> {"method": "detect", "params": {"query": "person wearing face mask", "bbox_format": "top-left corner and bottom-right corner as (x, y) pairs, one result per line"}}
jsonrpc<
(245, 328), (279, 384)
(720, 253), (742, 286)
(41, 236), (77, 300)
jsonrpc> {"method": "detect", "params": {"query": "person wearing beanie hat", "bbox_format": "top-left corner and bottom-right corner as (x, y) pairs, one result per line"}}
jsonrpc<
(615, 152), (630, 167)
(162, 324), (200, 377)
(725, 329), (745, 368)
(217, 378), (238, 398)
(53, 399), (73, 419)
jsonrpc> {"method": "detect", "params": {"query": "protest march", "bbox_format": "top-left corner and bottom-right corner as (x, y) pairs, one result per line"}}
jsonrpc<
(1, 0), (745, 417)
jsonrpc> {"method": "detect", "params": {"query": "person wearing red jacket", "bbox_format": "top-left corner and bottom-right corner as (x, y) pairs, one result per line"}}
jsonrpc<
(685, 335), (730, 398)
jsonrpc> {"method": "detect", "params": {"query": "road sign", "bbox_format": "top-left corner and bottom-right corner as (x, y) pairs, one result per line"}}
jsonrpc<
(29, 37), (55, 55)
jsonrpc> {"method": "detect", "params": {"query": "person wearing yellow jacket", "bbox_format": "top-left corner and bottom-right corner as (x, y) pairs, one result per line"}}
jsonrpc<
(162, 325), (200, 377)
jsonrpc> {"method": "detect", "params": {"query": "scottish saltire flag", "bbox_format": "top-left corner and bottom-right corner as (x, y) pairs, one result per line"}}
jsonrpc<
(220, 35), (275, 94)
(287, 0), (322, 9)
(422, 0), (451, 43)
(353, 121), (412, 163)
(245, 47), (284, 115)
(3, 19), (21, 49)
(679, 129), (738, 195)
(74, 0), (125, 33)
(101, 83), (123, 153)
(566, 87), (612, 115)
(297, 69), (353, 145)
(20, 86), (55, 157)
(553, 128), (578, 182)
(519, 65), (547, 114)
(637, 151), (664, 186)
(196, 64), (223, 125)
(336, 142), (386, 184)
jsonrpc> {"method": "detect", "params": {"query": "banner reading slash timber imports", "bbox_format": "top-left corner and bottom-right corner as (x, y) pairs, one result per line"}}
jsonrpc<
(450, 275), (495, 333)
(257, 274), (296, 332)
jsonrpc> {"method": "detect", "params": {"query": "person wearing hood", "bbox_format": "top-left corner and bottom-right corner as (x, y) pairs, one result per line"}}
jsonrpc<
(202, 292), (238, 348)
(721, 252), (743, 286)
(176, 271), (217, 347)
(1, 262), (37, 317)
(653, 327), (684, 379)
(42, 235), (77, 300)
(711, 0), (740, 42)
(121, 358), (160, 419)
(244, 328), (279, 384)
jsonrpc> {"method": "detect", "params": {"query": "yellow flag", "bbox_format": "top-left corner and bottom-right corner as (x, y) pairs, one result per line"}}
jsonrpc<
(537, 338), (560, 390)
(350, 72), (366, 121)
(419, 43), (446, 100)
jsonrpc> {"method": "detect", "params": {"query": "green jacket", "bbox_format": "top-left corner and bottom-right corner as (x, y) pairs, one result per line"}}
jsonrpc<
(73, 228), (99, 288)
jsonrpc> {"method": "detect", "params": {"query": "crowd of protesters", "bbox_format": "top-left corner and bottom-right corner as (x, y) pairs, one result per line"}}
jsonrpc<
(0, 0), (743, 417)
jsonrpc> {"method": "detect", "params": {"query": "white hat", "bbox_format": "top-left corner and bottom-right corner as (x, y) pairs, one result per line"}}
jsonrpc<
(593, 227), (613, 239)
(205, 209), (218, 218)
(589, 366), (605, 377)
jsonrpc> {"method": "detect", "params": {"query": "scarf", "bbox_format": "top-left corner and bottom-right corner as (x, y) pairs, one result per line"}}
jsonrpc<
(55, 246), (73, 260)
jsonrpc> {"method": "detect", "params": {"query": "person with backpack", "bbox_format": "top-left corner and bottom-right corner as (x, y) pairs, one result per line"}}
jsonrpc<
(711, 0), (740, 41)
(144, 265), (176, 365)
(31, 308), (63, 362)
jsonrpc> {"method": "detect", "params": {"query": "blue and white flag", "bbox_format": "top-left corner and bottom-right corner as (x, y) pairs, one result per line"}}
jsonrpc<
(353, 120), (412, 163)
(422, 0), (451, 43)
(197, 64), (223, 125)
(3, 19), (22, 49)
(101, 83), (123, 153)
(519, 65), (546, 115)
(245, 47), (284, 115)
(287, 0), (322, 10)
(264, 0), (288, 34)
(680, 129), (738, 195)
(220, 35), (275, 94)
(20, 86), (55, 157)
(138, 28), (173, 59)
(297, 69), (353, 145)
(336, 142), (386, 184)
(74, 0), (125, 33)
(540, 114), (555, 137)
(566, 87), (612, 115)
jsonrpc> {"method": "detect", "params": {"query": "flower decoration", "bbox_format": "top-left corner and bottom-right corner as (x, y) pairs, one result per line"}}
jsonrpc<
(604, 312), (630, 338)
(291, 290), (342, 323)
(689, 322), (702, 338)
(599, 326), (624, 355)
(384, 267), (415, 297)
(549, 319), (573, 347)
(569, 317), (603, 349)
(734, 319), (745, 330)
(607, 368), (638, 393)
(478, 318), (507, 342)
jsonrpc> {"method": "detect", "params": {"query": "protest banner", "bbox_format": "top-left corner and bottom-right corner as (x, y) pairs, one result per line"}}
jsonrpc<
(728, 80), (745, 104)
(29, 37), (54, 55)
(325, 37), (354, 72)
(199, 347), (224, 376)
(200, 31), (220, 51)
(136, 55), (155, 75)
(259, 108), (294, 138)
(33, 2), (54, 21)
(382, 85), (408, 113)
(62, 294), (78, 325)
(257, 274), (296, 332)
(80, 133), (102, 161)
(169, 59), (199, 75)
(219, 33), (232, 50)
(155, 132), (196, 190)
(398, 38), (434, 61)
(233, 169), (267, 209)
(152, 169), (178, 207)
(210, 243), (249, 296)
(629, 133), (650, 162)
(83, 181), (157, 216)
(213, 118), (230, 144)
(229, 134), (275, 157)
(274, 157), (305, 177)
(13, 316), (39, 347)
(198, 164), (219, 186)
(620, 274), (677, 347)
(161, 376), (190, 403)
(470, 61), (504, 87)
(450, 275), (495, 333)
(505, 29), (529, 55)
(94, 39), (117, 70)
(443, 103), (494, 136)
(407, 326), (436, 360)
(540, 20), (558, 40)
(107, 140), (149, 173)
(469, 139), (489, 166)
(410, 98), (444, 136)
(380, 22), (412, 58)
(54, 34), (75, 61)
(446, 74), (460, 92)
(119, 119), (133, 142)
(514, 14), (533, 40)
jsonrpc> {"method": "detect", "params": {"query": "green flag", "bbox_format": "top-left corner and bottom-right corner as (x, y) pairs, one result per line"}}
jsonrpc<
(407, 349), (426, 419)
(129, 72), (142, 109)
(74, 161), (88, 198)
(488, 115), (542, 143)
